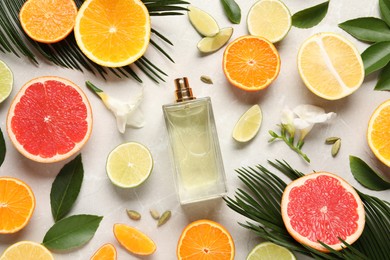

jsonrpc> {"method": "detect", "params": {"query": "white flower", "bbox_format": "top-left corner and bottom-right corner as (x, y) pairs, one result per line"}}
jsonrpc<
(98, 89), (145, 134)
(280, 106), (295, 136)
(292, 104), (336, 140)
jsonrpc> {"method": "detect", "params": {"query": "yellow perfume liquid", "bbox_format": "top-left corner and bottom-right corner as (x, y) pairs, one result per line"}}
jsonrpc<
(163, 78), (227, 204)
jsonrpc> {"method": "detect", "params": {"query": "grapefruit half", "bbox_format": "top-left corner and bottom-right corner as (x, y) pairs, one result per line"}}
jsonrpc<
(7, 76), (92, 163)
(281, 172), (365, 252)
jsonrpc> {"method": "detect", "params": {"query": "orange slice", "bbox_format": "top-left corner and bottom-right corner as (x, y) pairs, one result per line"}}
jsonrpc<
(281, 172), (365, 252)
(74, 0), (151, 67)
(113, 223), (156, 255)
(177, 219), (235, 259)
(7, 76), (93, 163)
(0, 241), (53, 259)
(223, 35), (280, 91)
(367, 99), (390, 167)
(297, 32), (364, 100)
(19, 0), (77, 43)
(0, 177), (35, 234)
(90, 243), (117, 260)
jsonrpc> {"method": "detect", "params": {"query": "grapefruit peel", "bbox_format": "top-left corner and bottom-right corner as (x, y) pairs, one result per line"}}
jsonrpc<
(281, 172), (365, 252)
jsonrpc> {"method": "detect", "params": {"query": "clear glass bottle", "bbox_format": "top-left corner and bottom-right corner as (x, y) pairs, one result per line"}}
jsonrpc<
(162, 77), (227, 204)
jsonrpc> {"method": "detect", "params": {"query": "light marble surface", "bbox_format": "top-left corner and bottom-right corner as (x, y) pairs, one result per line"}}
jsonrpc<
(0, 0), (389, 259)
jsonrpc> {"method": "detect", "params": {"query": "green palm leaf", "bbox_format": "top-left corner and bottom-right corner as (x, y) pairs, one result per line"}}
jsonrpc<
(0, 0), (188, 83)
(225, 160), (390, 260)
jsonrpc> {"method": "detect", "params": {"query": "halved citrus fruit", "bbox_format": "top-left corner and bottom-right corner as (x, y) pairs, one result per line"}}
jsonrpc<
(367, 99), (390, 167)
(247, 0), (292, 43)
(19, 0), (77, 43)
(177, 219), (235, 259)
(90, 243), (117, 260)
(7, 76), (92, 163)
(223, 35), (280, 91)
(113, 223), (156, 255)
(0, 177), (35, 234)
(106, 142), (153, 188)
(232, 104), (262, 142)
(74, 0), (151, 67)
(0, 59), (13, 103)
(0, 241), (53, 260)
(246, 242), (295, 260)
(297, 32), (364, 100)
(281, 172), (365, 252)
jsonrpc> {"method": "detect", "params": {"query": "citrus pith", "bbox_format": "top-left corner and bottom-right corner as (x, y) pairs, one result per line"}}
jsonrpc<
(7, 76), (92, 163)
(281, 172), (365, 252)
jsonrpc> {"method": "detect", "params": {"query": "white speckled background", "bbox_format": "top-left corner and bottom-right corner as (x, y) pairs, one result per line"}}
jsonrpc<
(0, 0), (389, 259)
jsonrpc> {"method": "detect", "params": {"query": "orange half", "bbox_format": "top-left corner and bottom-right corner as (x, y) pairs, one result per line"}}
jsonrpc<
(177, 219), (235, 260)
(223, 35), (280, 92)
(367, 99), (390, 167)
(0, 177), (35, 234)
(19, 0), (77, 43)
(74, 0), (151, 67)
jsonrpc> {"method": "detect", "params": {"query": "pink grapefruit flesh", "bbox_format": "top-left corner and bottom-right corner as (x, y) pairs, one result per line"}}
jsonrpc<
(7, 76), (92, 163)
(281, 172), (365, 252)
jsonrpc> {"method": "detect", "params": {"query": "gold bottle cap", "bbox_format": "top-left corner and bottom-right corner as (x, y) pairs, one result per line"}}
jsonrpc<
(175, 77), (196, 102)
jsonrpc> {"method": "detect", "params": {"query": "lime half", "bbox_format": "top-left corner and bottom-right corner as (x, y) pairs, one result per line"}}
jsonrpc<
(197, 27), (234, 53)
(232, 104), (262, 142)
(188, 5), (219, 37)
(247, 0), (292, 43)
(106, 142), (153, 188)
(246, 242), (296, 260)
(0, 60), (13, 103)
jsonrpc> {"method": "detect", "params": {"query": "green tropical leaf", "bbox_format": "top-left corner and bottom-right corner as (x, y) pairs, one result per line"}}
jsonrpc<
(361, 41), (390, 75)
(375, 61), (390, 90)
(339, 17), (390, 42)
(42, 214), (103, 251)
(292, 1), (329, 29)
(221, 0), (241, 24)
(0, 128), (5, 167)
(226, 160), (390, 259)
(380, 0), (390, 27)
(50, 154), (84, 222)
(349, 155), (390, 190)
(0, 0), (188, 83)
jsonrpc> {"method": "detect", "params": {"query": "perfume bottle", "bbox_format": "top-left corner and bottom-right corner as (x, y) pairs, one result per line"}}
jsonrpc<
(162, 77), (227, 204)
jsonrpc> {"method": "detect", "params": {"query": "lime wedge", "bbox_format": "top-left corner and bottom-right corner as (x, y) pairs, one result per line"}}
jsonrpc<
(247, 0), (292, 43)
(188, 5), (219, 37)
(246, 242), (296, 260)
(197, 27), (233, 53)
(106, 142), (153, 188)
(232, 104), (262, 142)
(0, 60), (13, 103)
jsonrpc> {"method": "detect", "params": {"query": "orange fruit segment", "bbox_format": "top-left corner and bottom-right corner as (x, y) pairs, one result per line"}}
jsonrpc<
(74, 0), (151, 67)
(223, 35), (280, 91)
(367, 99), (390, 167)
(19, 0), (77, 43)
(113, 223), (156, 256)
(297, 32), (364, 100)
(7, 76), (93, 163)
(177, 219), (235, 260)
(0, 177), (35, 234)
(0, 241), (53, 260)
(281, 172), (365, 252)
(90, 243), (117, 260)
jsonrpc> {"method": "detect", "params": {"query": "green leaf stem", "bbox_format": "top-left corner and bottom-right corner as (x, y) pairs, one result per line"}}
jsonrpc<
(292, 1), (329, 29)
(379, 0), (390, 27)
(0, 128), (5, 167)
(349, 155), (390, 190)
(361, 41), (390, 75)
(375, 61), (390, 90)
(221, 0), (241, 24)
(42, 214), (103, 251)
(50, 155), (84, 222)
(339, 17), (390, 42)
